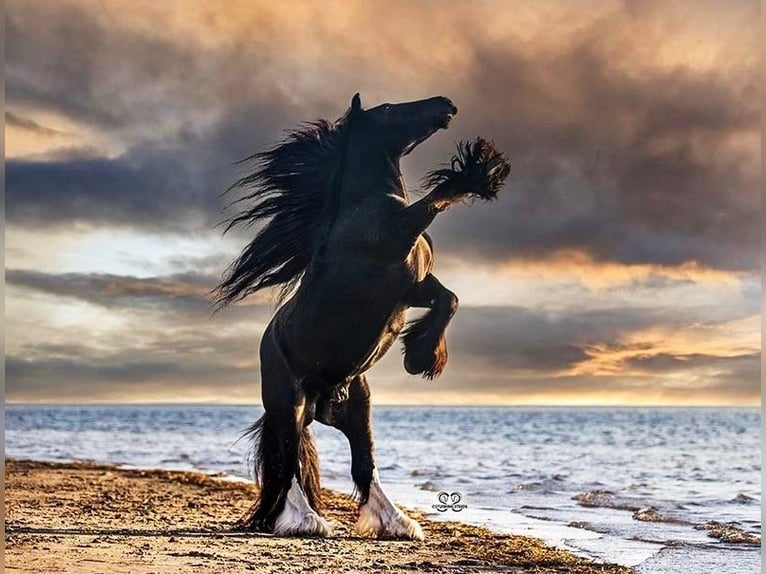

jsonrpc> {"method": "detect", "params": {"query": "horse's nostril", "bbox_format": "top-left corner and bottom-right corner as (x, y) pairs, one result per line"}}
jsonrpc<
(438, 97), (457, 116)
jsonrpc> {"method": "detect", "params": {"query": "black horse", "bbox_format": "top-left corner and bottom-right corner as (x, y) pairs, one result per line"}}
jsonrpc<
(215, 94), (509, 539)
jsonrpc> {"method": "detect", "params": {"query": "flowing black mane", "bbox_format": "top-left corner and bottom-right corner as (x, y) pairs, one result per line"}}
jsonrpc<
(213, 111), (353, 308)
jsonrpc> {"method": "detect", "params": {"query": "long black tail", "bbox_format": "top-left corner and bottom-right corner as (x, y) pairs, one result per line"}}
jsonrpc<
(236, 413), (322, 531)
(298, 424), (323, 514)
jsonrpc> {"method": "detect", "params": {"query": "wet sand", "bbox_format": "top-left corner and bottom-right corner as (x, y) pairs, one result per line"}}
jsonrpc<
(4, 459), (632, 573)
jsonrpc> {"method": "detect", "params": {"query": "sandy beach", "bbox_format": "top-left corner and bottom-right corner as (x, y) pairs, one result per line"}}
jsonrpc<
(4, 459), (633, 573)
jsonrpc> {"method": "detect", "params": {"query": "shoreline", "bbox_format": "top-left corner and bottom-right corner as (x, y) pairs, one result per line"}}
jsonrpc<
(5, 459), (632, 573)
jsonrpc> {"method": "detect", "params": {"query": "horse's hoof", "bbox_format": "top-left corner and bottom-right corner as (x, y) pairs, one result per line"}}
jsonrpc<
(232, 517), (267, 532)
(273, 511), (333, 537)
(270, 476), (333, 537)
(403, 337), (447, 380)
(356, 505), (425, 541)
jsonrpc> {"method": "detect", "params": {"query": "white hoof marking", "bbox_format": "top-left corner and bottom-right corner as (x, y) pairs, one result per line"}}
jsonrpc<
(356, 469), (424, 540)
(273, 478), (332, 537)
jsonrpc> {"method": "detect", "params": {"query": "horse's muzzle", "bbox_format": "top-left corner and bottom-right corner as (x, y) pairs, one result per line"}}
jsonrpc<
(437, 111), (456, 129)
(436, 98), (458, 129)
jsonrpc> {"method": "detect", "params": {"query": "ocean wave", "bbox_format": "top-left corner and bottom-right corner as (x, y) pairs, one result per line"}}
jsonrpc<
(159, 454), (192, 464)
(730, 493), (757, 505)
(572, 489), (761, 547)
(632, 506), (688, 524)
(417, 481), (441, 492)
(574, 491), (702, 526)
(572, 489), (640, 511)
(515, 475), (568, 493)
(694, 521), (761, 546)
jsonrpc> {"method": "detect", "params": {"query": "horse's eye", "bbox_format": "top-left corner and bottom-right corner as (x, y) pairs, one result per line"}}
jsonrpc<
(383, 104), (392, 113)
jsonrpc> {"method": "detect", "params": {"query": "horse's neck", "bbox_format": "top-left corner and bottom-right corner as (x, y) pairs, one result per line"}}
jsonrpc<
(338, 139), (407, 205)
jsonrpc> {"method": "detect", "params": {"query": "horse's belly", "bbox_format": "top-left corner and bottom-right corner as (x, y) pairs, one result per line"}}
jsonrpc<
(278, 263), (412, 379)
(285, 304), (406, 380)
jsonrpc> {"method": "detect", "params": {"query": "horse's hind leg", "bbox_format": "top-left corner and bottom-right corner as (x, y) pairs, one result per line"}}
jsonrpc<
(239, 327), (331, 537)
(402, 273), (458, 379)
(316, 376), (424, 540)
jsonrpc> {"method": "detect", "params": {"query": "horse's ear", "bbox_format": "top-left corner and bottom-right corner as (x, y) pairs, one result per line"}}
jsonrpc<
(351, 93), (362, 113)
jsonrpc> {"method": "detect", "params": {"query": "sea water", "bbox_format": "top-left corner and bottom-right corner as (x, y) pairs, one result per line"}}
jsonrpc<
(4, 405), (761, 572)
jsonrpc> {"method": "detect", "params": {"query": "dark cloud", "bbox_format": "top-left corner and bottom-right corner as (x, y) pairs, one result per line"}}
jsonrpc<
(5, 278), (759, 403)
(428, 348), (761, 403)
(5, 354), (259, 401)
(379, 304), (760, 402)
(7, 267), (758, 389)
(6, 268), (216, 311)
(429, 26), (759, 271)
(617, 350), (762, 402)
(5, 1), (319, 231)
(6, 269), (262, 402)
(6, 313), (268, 402)
(7, 2), (233, 132)
(5, 111), (61, 135)
(5, 1), (759, 272)
(5, 269), (275, 321)
(6, 150), (224, 232)
(445, 305), (668, 373)
(625, 351), (761, 376)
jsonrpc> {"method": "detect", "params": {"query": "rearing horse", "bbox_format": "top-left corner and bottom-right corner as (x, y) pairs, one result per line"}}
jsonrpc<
(215, 94), (509, 539)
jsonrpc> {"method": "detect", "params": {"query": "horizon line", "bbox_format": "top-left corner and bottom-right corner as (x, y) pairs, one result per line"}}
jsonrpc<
(4, 402), (760, 409)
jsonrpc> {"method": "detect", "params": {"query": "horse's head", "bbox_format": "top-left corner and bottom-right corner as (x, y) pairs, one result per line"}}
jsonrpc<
(347, 93), (458, 158)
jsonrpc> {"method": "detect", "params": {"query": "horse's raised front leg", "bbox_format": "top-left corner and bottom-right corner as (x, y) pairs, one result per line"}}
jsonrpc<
(316, 376), (424, 540)
(396, 137), (509, 248)
(402, 274), (458, 379)
(394, 175), (479, 248)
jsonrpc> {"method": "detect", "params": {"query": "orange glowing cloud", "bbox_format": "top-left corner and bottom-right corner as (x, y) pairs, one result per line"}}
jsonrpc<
(567, 315), (760, 378)
(496, 250), (741, 289)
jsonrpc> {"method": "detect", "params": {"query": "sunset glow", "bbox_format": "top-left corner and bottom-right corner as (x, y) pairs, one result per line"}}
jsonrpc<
(5, 0), (760, 406)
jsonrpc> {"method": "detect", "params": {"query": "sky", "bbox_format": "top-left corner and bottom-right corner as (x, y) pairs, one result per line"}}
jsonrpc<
(5, 0), (761, 405)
